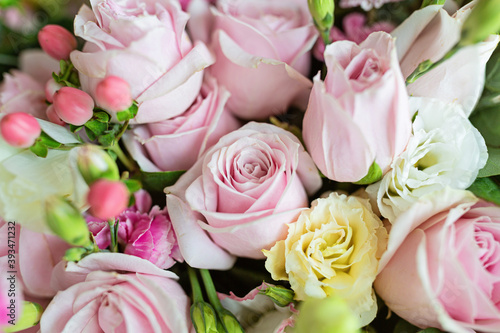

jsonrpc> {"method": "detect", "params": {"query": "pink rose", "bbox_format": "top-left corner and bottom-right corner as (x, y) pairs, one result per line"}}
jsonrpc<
(70, 0), (215, 123)
(340, 0), (403, 11)
(166, 122), (322, 269)
(392, 2), (500, 115)
(202, 0), (317, 119)
(86, 190), (182, 269)
(314, 13), (395, 61)
(42, 269), (191, 332)
(123, 76), (240, 172)
(303, 31), (411, 182)
(375, 189), (500, 332)
(0, 220), (70, 298)
(0, 51), (59, 120)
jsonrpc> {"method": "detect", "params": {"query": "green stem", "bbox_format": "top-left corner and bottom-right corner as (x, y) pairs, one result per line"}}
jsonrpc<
(406, 44), (461, 85)
(108, 219), (118, 253)
(109, 143), (137, 172)
(115, 120), (129, 142)
(200, 269), (223, 312)
(188, 267), (204, 303)
(61, 63), (74, 81)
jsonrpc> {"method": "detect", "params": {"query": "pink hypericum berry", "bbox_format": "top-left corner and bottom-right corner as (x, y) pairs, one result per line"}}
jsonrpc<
(38, 24), (77, 60)
(53, 87), (94, 126)
(95, 76), (133, 112)
(45, 78), (62, 103)
(46, 105), (65, 126)
(87, 179), (129, 220)
(0, 112), (41, 148)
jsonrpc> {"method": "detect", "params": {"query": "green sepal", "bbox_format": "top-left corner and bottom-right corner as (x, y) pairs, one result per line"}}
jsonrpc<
(355, 162), (383, 185)
(30, 141), (48, 158)
(39, 131), (61, 148)
(116, 103), (138, 122)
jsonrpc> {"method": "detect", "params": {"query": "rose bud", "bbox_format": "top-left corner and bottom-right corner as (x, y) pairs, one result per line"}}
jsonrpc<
(45, 78), (62, 103)
(38, 24), (77, 60)
(0, 112), (41, 148)
(87, 179), (129, 220)
(45, 195), (92, 247)
(53, 87), (94, 126)
(95, 76), (133, 113)
(45, 104), (66, 126)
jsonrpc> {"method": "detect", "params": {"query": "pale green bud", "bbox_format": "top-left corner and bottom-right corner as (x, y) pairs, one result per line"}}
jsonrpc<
(308, 0), (334, 33)
(460, 0), (500, 46)
(191, 302), (219, 333)
(259, 284), (294, 307)
(219, 309), (244, 333)
(63, 247), (88, 262)
(295, 297), (361, 333)
(77, 144), (119, 185)
(3, 301), (43, 333)
(45, 195), (91, 247)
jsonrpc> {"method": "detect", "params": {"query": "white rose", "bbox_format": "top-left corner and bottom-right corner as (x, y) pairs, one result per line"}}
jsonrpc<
(367, 97), (488, 222)
(0, 120), (88, 233)
(264, 193), (387, 327)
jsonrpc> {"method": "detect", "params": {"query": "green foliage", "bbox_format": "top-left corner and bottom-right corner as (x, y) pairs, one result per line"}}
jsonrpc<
(467, 177), (500, 206)
(141, 170), (186, 192)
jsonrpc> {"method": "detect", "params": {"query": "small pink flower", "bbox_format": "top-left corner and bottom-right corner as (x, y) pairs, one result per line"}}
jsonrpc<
(87, 179), (129, 220)
(0, 112), (41, 148)
(53, 87), (94, 126)
(95, 76), (133, 113)
(37, 25), (77, 60)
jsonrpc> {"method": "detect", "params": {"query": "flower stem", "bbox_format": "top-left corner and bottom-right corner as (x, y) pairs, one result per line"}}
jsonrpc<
(188, 267), (204, 303)
(108, 219), (118, 252)
(109, 143), (137, 172)
(200, 269), (223, 312)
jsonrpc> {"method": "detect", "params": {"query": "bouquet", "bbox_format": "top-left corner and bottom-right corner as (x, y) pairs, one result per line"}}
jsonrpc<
(0, 0), (500, 332)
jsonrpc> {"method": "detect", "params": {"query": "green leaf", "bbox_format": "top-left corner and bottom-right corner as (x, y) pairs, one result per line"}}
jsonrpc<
(141, 170), (185, 192)
(393, 319), (420, 333)
(418, 329), (443, 333)
(85, 119), (108, 136)
(93, 111), (111, 123)
(123, 179), (142, 193)
(478, 147), (500, 177)
(39, 131), (61, 148)
(355, 162), (382, 185)
(85, 127), (97, 141)
(421, 0), (445, 8)
(98, 133), (115, 147)
(470, 107), (500, 147)
(29, 141), (48, 158)
(467, 177), (500, 205)
(70, 124), (83, 133)
(485, 49), (500, 92)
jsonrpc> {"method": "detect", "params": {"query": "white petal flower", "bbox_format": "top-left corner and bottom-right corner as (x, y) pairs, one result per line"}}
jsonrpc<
(367, 97), (488, 222)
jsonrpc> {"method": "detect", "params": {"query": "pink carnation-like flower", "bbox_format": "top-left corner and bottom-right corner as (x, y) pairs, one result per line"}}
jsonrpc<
(86, 190), (182, 269)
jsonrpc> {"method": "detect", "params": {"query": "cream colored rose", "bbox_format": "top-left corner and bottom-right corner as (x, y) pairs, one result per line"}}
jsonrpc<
(264, 193), (387, 327)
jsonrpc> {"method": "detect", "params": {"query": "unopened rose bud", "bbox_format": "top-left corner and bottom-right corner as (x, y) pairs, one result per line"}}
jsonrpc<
(77, 145), (120, 185)
(259, 284), (294, 307)
(460, 0), (500, 46)
(45, 195), (92, 247)
(53, 87), (94, 126)
(190, 302), (218, 333)
(0, 112), (41, 148)
(308, 0), (334, 42)
(295, 297), (361, 333)
(3, 301), (43, 333)
(219, 309), (244, 333)
(87, 179), (129, 220)
(95, 76), (133, 112)
(46, 105), (65, 126)
(37, 24), (77, 60)
(45, 78), (62, 103)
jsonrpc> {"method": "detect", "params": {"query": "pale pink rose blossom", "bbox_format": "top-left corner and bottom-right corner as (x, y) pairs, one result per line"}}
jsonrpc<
(375, 189), (500, 332)
(200, 0), (317, 119)
(392, 2), (500, 115)
(303, 31), (411, 182)
(314, 13), (395, 61)
(123, 76), (240, 172)
(340, 0), (403, 11)
(166, 122), (322, 269)
(40, 262), (191, 333)
(70, 0), (215, 123)
(86, 190), (182, 269)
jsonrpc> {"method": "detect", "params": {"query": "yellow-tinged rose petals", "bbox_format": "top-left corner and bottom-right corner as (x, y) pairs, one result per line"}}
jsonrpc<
(264, 192), (387, 327)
